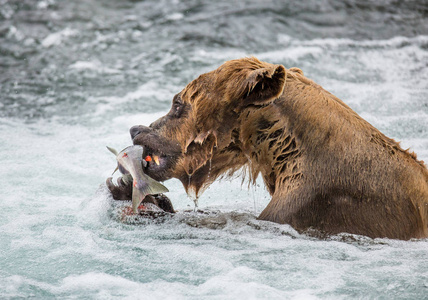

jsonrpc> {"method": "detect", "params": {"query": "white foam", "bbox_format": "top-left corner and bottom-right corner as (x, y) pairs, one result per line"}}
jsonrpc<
(7, 25), (25, 41)
(258, 46), (323, 62)
(69, 60), (121, 74)
(112, 111), (168, 128)
(89, 81), (175, 117)
(294, 35), (428, 49)
(41, 28), (78, 48)
(167, 12), (184, 21)
(69, 60), (100, 70)
(58, 272), (140, 293)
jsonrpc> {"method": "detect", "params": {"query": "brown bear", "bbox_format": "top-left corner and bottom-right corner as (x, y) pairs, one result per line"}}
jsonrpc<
(107, 57), (428, 240)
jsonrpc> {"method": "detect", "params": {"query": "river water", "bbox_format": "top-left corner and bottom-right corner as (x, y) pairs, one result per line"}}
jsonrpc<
(1, 0), (428, 299)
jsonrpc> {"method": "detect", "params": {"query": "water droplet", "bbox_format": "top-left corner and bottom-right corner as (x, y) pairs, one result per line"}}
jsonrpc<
(193, 196), (199, 211)
(207, 158), (212, 180)
(187, 173), (198, 210)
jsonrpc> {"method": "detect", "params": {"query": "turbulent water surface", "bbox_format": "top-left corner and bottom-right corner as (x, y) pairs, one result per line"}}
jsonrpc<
(1, 0), (428, 299)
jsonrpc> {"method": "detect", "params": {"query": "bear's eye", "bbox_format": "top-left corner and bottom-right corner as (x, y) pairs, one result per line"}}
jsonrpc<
(170, 94), (184, 118)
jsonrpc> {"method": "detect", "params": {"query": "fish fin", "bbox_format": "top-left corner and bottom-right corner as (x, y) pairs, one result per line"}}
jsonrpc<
(106, 146), (119, 156)
(132, 187), (144, 213)
(111, 166), (119, 175)
(140, 175), (169, 195)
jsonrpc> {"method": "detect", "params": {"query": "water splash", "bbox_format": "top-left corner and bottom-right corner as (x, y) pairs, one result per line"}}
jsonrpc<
(251, 183), (257, 213)
(192, 196), (199, 211)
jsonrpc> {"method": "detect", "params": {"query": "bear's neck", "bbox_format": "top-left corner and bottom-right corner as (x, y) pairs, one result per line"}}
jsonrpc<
(239, 104), (303, 196)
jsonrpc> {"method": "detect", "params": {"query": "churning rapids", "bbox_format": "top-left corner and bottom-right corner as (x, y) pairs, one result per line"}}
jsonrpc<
(1, 0), (427, 299)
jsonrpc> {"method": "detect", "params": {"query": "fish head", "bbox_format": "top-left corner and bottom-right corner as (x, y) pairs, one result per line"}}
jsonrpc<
(115, 145), (145, 176)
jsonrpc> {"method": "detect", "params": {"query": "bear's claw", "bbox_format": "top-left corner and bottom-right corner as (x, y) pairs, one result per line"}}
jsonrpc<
(106, 176), (133, 200)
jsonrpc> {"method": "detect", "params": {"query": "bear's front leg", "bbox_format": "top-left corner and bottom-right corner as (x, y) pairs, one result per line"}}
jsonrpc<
(106, 176), (133, 200)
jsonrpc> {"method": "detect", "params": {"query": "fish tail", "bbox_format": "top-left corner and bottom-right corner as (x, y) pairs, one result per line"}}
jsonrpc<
(132, 187), (144, 213)
(131, 176), (169, 213)
(141, 174), (169, 195)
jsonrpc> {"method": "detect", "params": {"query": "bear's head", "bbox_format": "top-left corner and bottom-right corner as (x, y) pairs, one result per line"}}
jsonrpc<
(131, 57), (287, 197)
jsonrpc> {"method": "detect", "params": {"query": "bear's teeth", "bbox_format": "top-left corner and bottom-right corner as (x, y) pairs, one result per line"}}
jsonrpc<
(153, 155), (160, 166)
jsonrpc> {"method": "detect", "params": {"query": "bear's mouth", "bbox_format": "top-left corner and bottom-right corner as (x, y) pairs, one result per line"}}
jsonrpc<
(141, 145), (178, 182)
(143, 147), (167, 171)
(130, 125), (182, 182)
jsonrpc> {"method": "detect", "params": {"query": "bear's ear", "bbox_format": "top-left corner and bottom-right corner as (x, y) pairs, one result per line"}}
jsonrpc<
(236, 64), (286, 108)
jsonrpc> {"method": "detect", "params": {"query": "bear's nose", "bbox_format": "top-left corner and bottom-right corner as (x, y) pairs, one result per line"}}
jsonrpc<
(130, 125), (152, 140)
(130, 126), (141, 140)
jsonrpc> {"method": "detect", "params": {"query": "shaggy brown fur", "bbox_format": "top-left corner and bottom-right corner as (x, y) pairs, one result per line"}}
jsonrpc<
(116, 57), (428, 240)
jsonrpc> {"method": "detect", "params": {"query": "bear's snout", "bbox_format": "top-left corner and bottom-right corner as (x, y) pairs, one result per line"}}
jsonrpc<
(130, 125), (152, 140)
